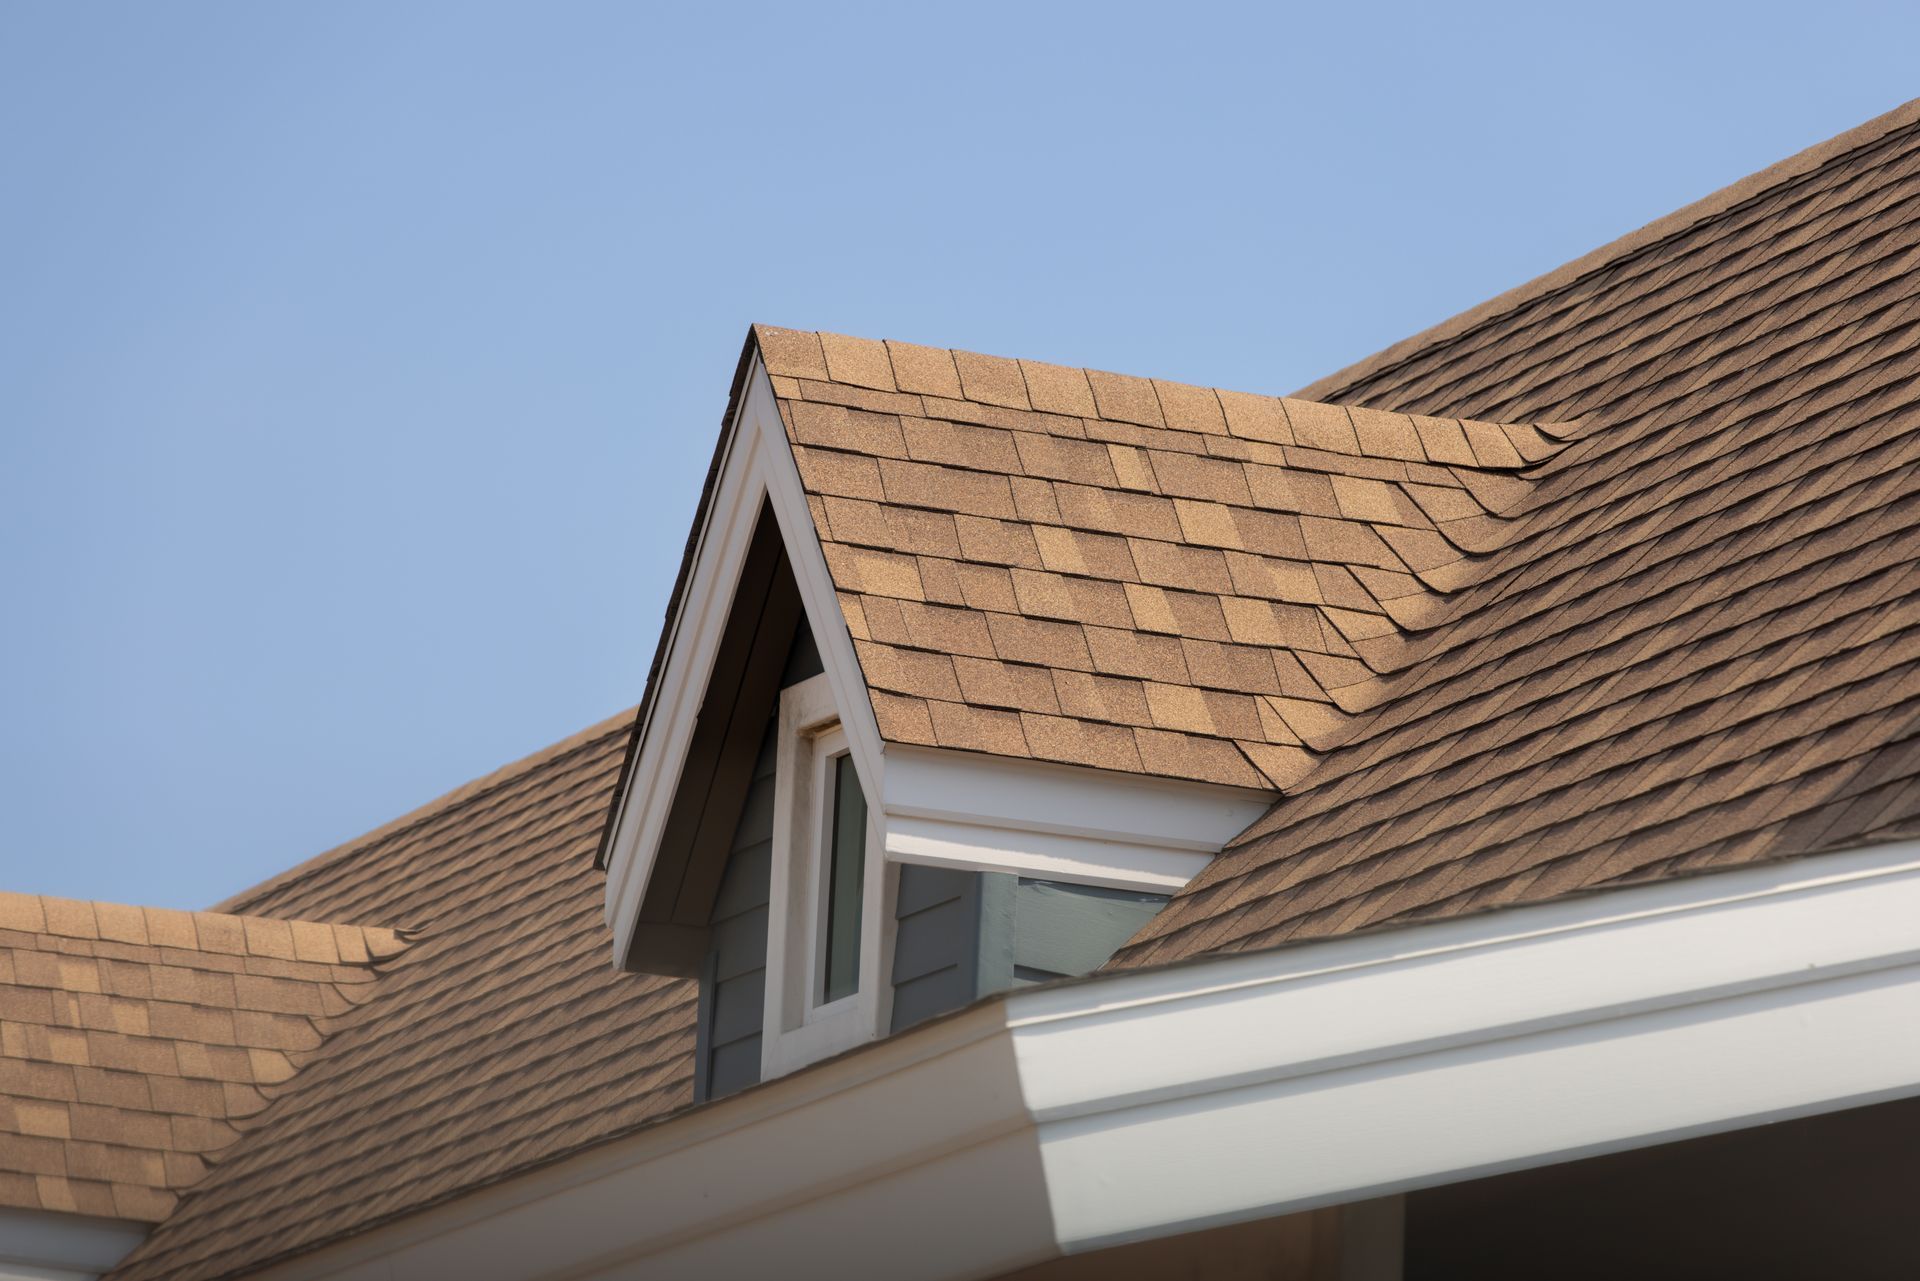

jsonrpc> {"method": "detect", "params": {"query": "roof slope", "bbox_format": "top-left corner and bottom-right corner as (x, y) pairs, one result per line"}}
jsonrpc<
(0, 893), (402, 1223)
(95, 97), (1920, 1281)
(1118, 103), (1920, 963)
(757, 324), (1571, 791)
(107, 714), (696, 1281)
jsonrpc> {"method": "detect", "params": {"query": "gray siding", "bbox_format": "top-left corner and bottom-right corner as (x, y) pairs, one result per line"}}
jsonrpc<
(693, 620), (824, 1102)
(889, 870), (1166, 1032)
(694, 721), (775, 1101)
(888, 866), (985, 1034)
(1007, 878), (1164, 984)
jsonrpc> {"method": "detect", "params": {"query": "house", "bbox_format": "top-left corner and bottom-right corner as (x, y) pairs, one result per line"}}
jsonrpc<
(6, 97), (1920, 1280)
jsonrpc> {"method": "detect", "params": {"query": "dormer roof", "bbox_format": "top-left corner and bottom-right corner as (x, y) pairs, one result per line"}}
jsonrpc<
(753, 325), (1576, 792)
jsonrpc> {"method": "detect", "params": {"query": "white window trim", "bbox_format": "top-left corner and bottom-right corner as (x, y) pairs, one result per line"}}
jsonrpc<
(763, 672), (895, 1079)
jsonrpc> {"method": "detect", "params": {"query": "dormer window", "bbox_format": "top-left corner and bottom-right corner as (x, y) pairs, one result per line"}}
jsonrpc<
(763, 673), (892, 1077)
(601, 337), (1280, 1098)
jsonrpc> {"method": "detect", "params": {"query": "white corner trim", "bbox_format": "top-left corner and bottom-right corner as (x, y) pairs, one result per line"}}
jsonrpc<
(603, 360), (885, 965)
(248, 840), (1920, 1281)
(0, 1207), (147, 1281)
(880, 746), (1271, 892)
(745, 368), (887, 801)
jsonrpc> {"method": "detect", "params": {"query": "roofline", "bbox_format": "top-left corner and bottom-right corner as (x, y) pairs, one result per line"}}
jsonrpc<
(1294, 94), (1920, 403)
(593, 328), (766, 874)
(232, 837), (1920, 1281)
(216, 709), (632, 917)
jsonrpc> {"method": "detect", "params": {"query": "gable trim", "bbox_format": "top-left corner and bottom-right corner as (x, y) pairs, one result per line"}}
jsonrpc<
(603, 351), (885, 970)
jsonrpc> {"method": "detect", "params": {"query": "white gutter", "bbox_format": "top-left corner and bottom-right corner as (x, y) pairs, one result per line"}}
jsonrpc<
(254, 838), (1920, 1281)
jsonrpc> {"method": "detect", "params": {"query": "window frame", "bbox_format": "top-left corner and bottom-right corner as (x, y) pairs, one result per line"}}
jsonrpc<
(762, 673), (894, 1078)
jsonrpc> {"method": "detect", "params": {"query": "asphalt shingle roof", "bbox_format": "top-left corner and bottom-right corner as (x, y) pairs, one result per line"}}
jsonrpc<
(69, 95), (1920, 1280)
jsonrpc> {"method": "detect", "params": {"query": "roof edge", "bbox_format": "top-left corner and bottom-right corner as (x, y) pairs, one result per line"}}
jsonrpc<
(593, 327), (766, 874)
(217, 708), (633, 916)
(206, 837), (1920, 1281)
(1294, 95), (1920, 403)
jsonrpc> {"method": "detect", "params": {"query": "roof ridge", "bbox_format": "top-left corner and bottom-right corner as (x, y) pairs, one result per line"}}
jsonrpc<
(213, 709), (635, 916)
(1293, 96), (1920, 405)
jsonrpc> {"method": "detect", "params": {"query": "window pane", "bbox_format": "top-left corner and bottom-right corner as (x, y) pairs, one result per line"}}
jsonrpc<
(822, 753), (867, 1005)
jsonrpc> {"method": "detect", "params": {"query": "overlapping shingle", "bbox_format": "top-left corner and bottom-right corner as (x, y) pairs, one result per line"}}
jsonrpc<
(0, 894), (403, 1222)
(105, 715), (695, 1281)
(99, 96), (1920, 1281)
(763, 325), (1571, 790)
(1116, 104), (1920, 965)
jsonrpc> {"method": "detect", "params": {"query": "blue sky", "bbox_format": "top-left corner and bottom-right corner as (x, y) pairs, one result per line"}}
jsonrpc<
(2, 1), (1915, 910)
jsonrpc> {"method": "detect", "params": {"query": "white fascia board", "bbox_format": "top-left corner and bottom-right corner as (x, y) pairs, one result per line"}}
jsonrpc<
(0, 1208), (147, 1281)
(880, 746), (1272, 892)
(240, 1004), (1057, 1281)
(1010, 837), (1920, 1251)
(257, 839), (1920, 1281)
(602, 360), (884, 964)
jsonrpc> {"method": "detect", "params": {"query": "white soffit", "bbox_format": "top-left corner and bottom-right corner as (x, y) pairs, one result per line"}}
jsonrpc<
(602, 359), (885, 963)
(881, 745), (1271, 892)
(259, 839), (1920, 1281)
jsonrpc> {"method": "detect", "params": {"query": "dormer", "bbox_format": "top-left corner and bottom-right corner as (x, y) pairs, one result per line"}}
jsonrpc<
(597, 326), (1558, 1093)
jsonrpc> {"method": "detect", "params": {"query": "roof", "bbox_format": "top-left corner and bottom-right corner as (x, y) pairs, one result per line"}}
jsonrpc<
(1115, 100), (1920, 963)
(0, 893), (403, 1224)
(756, 324), (1574, 791)
(103, 713), (697, 1281)
(63, 96), (1920, 1280)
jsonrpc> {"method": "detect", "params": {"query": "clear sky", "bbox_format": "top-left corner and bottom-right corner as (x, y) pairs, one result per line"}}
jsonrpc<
(2, 1), (1915, 910)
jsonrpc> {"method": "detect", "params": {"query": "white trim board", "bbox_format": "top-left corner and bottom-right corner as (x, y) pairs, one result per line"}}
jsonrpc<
(255, 839), (1920, 1281)
(602, 359), (886, 965)
(881, 746), (1270, 892)
(762, 673), (897, 1078)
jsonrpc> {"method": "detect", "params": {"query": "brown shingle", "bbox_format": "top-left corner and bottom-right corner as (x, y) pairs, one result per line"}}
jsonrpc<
(1020, 712), (1145, 773)
(818, 332), (897, 392)
(953, 349), (1031, 409)
(886, 340), (964, 398)
(753, 325), (828, 380)
(1086, 369), (1166, 427)
(927, 700), (1031, 756)
(0, 894), (404, 1227)
(786, 400), (909, 457)
(1218, 389), (1294, 445)
(1153, 380), (1228, 435)
(1020, 360), (1097, 417)
(1281, 399), (1360, 453)
(902, 416), (1021, 473)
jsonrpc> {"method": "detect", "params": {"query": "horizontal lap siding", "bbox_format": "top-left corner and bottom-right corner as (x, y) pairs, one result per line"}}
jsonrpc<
(697, 623), (825, 1101)
(889, 869), (1168, 1029)
(1009, 879), (1165, 983)
(889, 865), (982, 1033)
(698, 722), (776, 1101)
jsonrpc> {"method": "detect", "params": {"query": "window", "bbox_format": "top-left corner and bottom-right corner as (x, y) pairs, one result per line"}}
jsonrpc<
(762, 674), (891, 1077)
(820, 749), (866, 1006)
